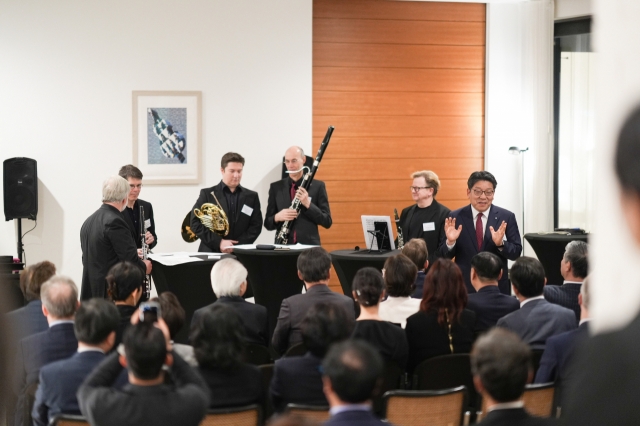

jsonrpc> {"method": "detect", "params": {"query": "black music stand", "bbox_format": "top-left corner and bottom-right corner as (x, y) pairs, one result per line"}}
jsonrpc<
(365, 221), (392, 254)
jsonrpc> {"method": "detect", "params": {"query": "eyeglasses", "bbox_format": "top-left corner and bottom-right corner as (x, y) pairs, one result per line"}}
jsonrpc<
(410, 186), (431, 192)
(129, 184), (143, 189)
(283, 159), (301, 166)
(471, 188), (495, 197)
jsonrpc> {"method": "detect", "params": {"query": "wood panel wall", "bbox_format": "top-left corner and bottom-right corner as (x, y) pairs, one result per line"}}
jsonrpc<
(312, 0), (485, 292)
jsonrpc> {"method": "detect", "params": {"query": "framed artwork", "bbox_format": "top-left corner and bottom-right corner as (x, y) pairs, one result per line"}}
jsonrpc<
(132, 91), (202, 185)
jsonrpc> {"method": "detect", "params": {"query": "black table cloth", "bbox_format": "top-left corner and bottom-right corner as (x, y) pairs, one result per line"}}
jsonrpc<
(330, 249), (400, 298)
(524, 233), (588, 285)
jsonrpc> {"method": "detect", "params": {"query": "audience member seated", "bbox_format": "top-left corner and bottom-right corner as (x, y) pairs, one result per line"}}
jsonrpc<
(467, 252), (520, 334)
(401, 239), (429, 299)
(191, 303), (262, 408)
(192, 258), (268, 347)
(78, 320), (210, 426)
(378, 254), (420, 328)
(32, 299), (119, 426)
(543, 241), (588, 321)
(106, 261), (144, 347)
(272, 247), (355, 355)
(153, 292), (196, 366)
(13, 275), (80, 426)
(271, 302), (352, 413)
(322, 340), (387, 426)
(472, 328), (556, 426)
(497, 257), (577, 349)
(405, 259), (476, 373)
(536, 277), (591, 388)
(7, 260), (56, 342)
(350, 267), (409, 370)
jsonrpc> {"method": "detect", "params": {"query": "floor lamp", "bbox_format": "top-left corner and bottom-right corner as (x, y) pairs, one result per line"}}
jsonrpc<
(509, 146), (529, 254)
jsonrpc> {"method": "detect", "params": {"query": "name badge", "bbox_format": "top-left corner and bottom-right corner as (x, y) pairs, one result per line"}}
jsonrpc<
(144, 219), (151, 230)
(423, 222), (435, 232)
(241, 204), (254, 216)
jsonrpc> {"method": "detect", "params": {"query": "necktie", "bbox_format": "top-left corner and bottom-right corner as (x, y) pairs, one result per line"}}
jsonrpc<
(289, 182), (297, 244)
(476, 212), (483, 250)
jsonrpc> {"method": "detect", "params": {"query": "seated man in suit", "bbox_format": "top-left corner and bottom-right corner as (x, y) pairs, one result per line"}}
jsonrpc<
(264, 146), (332, 245)
(437, 171), (522, 294)
(472, 328), (556, 425)
(322, 340), (387, 426)
(78, 320), (210, 426)
(272, 247), (355, 355)
(32, 299), (119, 426)
(543, 240), (588, 321)
(13, 276), (80, 426)
(192, 258), (268, 347)
(467, 252), (520, 333)
(401, 238), (429, 299)
(497, 257), (577, 349)
(271, 302), (353, 412)
(118, 164), (158, 251)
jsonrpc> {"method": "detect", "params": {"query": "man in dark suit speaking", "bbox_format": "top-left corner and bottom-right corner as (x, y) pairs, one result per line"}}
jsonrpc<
(437, 171), (522, 294)
(80, 176), (150, 300)
(264, 146), (332, 245)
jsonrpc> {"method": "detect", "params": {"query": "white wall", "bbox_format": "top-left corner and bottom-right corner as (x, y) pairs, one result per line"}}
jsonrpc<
(0, 0), (312, 283)
(555, 0), (592, 20)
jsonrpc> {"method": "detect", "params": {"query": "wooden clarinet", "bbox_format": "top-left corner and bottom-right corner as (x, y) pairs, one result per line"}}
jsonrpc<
(140, 205), (151, 300)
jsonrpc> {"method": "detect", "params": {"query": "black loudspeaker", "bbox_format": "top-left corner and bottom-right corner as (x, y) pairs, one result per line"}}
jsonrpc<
(3, 157), (38, 221)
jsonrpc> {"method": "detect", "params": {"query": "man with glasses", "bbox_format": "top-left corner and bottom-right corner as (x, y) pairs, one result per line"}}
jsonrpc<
(264, 146), (332, 245)
(118, 165), (158, 250)
(398, 170), (450, 265)
(437, 171), (522, 294)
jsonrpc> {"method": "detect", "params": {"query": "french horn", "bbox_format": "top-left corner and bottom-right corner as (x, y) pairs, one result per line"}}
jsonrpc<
(180, 193), (230, 242)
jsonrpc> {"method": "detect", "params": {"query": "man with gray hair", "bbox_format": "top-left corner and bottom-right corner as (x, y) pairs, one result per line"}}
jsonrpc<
(543, 240), (588, 320)
(190, 258), (268, 346)
(13, 276), (80, 426)
(80, 176), (151, 300)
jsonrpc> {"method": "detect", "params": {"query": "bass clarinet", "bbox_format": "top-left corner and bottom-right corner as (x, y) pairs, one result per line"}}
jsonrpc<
(140, 205), (152, 300)
(275, 125), (334, 245)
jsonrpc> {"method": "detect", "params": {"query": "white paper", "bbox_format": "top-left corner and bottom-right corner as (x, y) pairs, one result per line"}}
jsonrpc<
(231, 243), (319, 251)
(241, 204), (253, 216)
(423, 222), (435, 232)
(148, 252), (205, 266)
(144, 219), (151, 230)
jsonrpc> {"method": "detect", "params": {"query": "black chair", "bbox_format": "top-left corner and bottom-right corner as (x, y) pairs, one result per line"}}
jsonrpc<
(383, 386), (468, 426)
(244, 343), (272, 366)
(531, 349), (545, 377)
(373, 361), (405, 417)
(49, 414), (90, 426)
(201, 404), (262, 426)
(285, 403), (331, 423)
(283, 343), (307, 358)
(258, 364), (275, 420)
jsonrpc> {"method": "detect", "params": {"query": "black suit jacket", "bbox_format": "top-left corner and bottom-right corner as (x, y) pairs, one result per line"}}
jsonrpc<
(197, 363), (263, 408)
(399, 199), (450, 265)
(190, 182), (263, 252)
(80, 204), (146, 299)
(192, 296), (269, 347)
(497, 299), (577, 349)
(270, 352), (326, 413)
(264, 178), (332, 245)
(7, 300), (48, 343)
(436, 204), (522, 294)
(543, 283), (581, 321)
(479, 407), (557, 426)
(467, 286), (520, 333)
(32, 351), (105, 426)
(324, 409), (388, 426)
(272, 285), (355, 355)
(122, 198), (157, 250)
(535, 321), (589, 384)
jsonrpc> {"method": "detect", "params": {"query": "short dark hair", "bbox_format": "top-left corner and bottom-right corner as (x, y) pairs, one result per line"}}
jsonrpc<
(383, 254), (417, 297)
(402, 239), (428, 270)
(23, 261), (56, 301)
(190, 303), (245, 370)
(352, 267), (385, 307)
(221, 152), (245, 169)
(616, 105), (640, 194)
(471, 328), (532, 403)
(420, 259), (467, 326)
(322, 340), (383, 404)
(467, 171), (498, 190)
(74, 299), (119, 345)
(510, 257), (546, 298)
(153, 292), (185, 339)
(123, 323), (167, 380)
(297, 247), (331, 283)
(471, 252), (503, 282)
(564, 241), (588, 279)
(118, 164), (143, 180)
(301, 302), (353, 358)
(106, 261), (144, 302)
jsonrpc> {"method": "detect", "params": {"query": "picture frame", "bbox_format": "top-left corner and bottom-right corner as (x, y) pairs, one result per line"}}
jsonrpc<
(132, 91), (202, 185)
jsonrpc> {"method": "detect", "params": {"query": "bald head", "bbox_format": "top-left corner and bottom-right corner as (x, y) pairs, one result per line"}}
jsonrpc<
(284, 146), (306, 180)
(41, 276), (79, 320)
(285, 146), (305, 160)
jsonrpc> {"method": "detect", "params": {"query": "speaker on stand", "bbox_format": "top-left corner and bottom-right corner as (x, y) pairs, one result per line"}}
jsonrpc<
(3, 157), (38, 263)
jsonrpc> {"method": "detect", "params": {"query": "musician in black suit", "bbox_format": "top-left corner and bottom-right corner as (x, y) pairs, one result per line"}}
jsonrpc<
(472, 328), (556, 426)
(543, 240), (588, 321)
(264, 146), (332, 245)
(398, 170), (450, 264)
(190, 152), (263, 253)
(80, 176), (151, 300)
(118, 164), (157, 250)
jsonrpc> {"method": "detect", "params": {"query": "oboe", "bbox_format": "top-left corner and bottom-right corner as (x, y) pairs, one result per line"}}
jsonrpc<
(394, 208), (404, 250)
(140, 205), (151, 300)
(275, 125), (334, 245)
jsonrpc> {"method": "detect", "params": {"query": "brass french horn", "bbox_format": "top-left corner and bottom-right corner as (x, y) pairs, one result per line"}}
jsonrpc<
(180, 193), (230, 242)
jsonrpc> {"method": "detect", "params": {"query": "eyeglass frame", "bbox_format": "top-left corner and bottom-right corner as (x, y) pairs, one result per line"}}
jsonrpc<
(409, 186), (431, 192)
(471, 188), (495, 197)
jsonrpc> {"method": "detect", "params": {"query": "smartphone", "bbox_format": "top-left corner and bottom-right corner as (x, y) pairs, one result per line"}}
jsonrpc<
(139, 301), (161, 323)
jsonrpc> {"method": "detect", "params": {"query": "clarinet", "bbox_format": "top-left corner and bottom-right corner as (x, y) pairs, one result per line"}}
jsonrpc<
(275, 125), (334, 245)
(140, 206), (151, 300)
(394, 208), (405, 250)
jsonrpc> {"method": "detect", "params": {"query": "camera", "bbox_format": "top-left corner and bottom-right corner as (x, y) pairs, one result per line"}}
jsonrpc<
(139, 301), (161, 323)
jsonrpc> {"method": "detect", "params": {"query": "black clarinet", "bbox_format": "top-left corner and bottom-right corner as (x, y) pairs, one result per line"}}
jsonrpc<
(140, 206), (151, 300)
(394, 208), (404, 250)
(275, 125), (334, 245)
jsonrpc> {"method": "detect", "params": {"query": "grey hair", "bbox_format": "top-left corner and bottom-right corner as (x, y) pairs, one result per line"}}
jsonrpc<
(41, 275), (78, 318)
(102, 175), (130, 203)
(210, 258), (248, 297)
(563, 240), (588, 278)
(580, 276), (590, 310)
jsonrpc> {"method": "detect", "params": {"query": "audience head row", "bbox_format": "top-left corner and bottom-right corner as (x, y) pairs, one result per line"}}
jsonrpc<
(20, 260), (56, 302)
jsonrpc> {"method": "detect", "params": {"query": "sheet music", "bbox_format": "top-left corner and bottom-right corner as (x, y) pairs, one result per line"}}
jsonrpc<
(361, 215), (395, 250)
